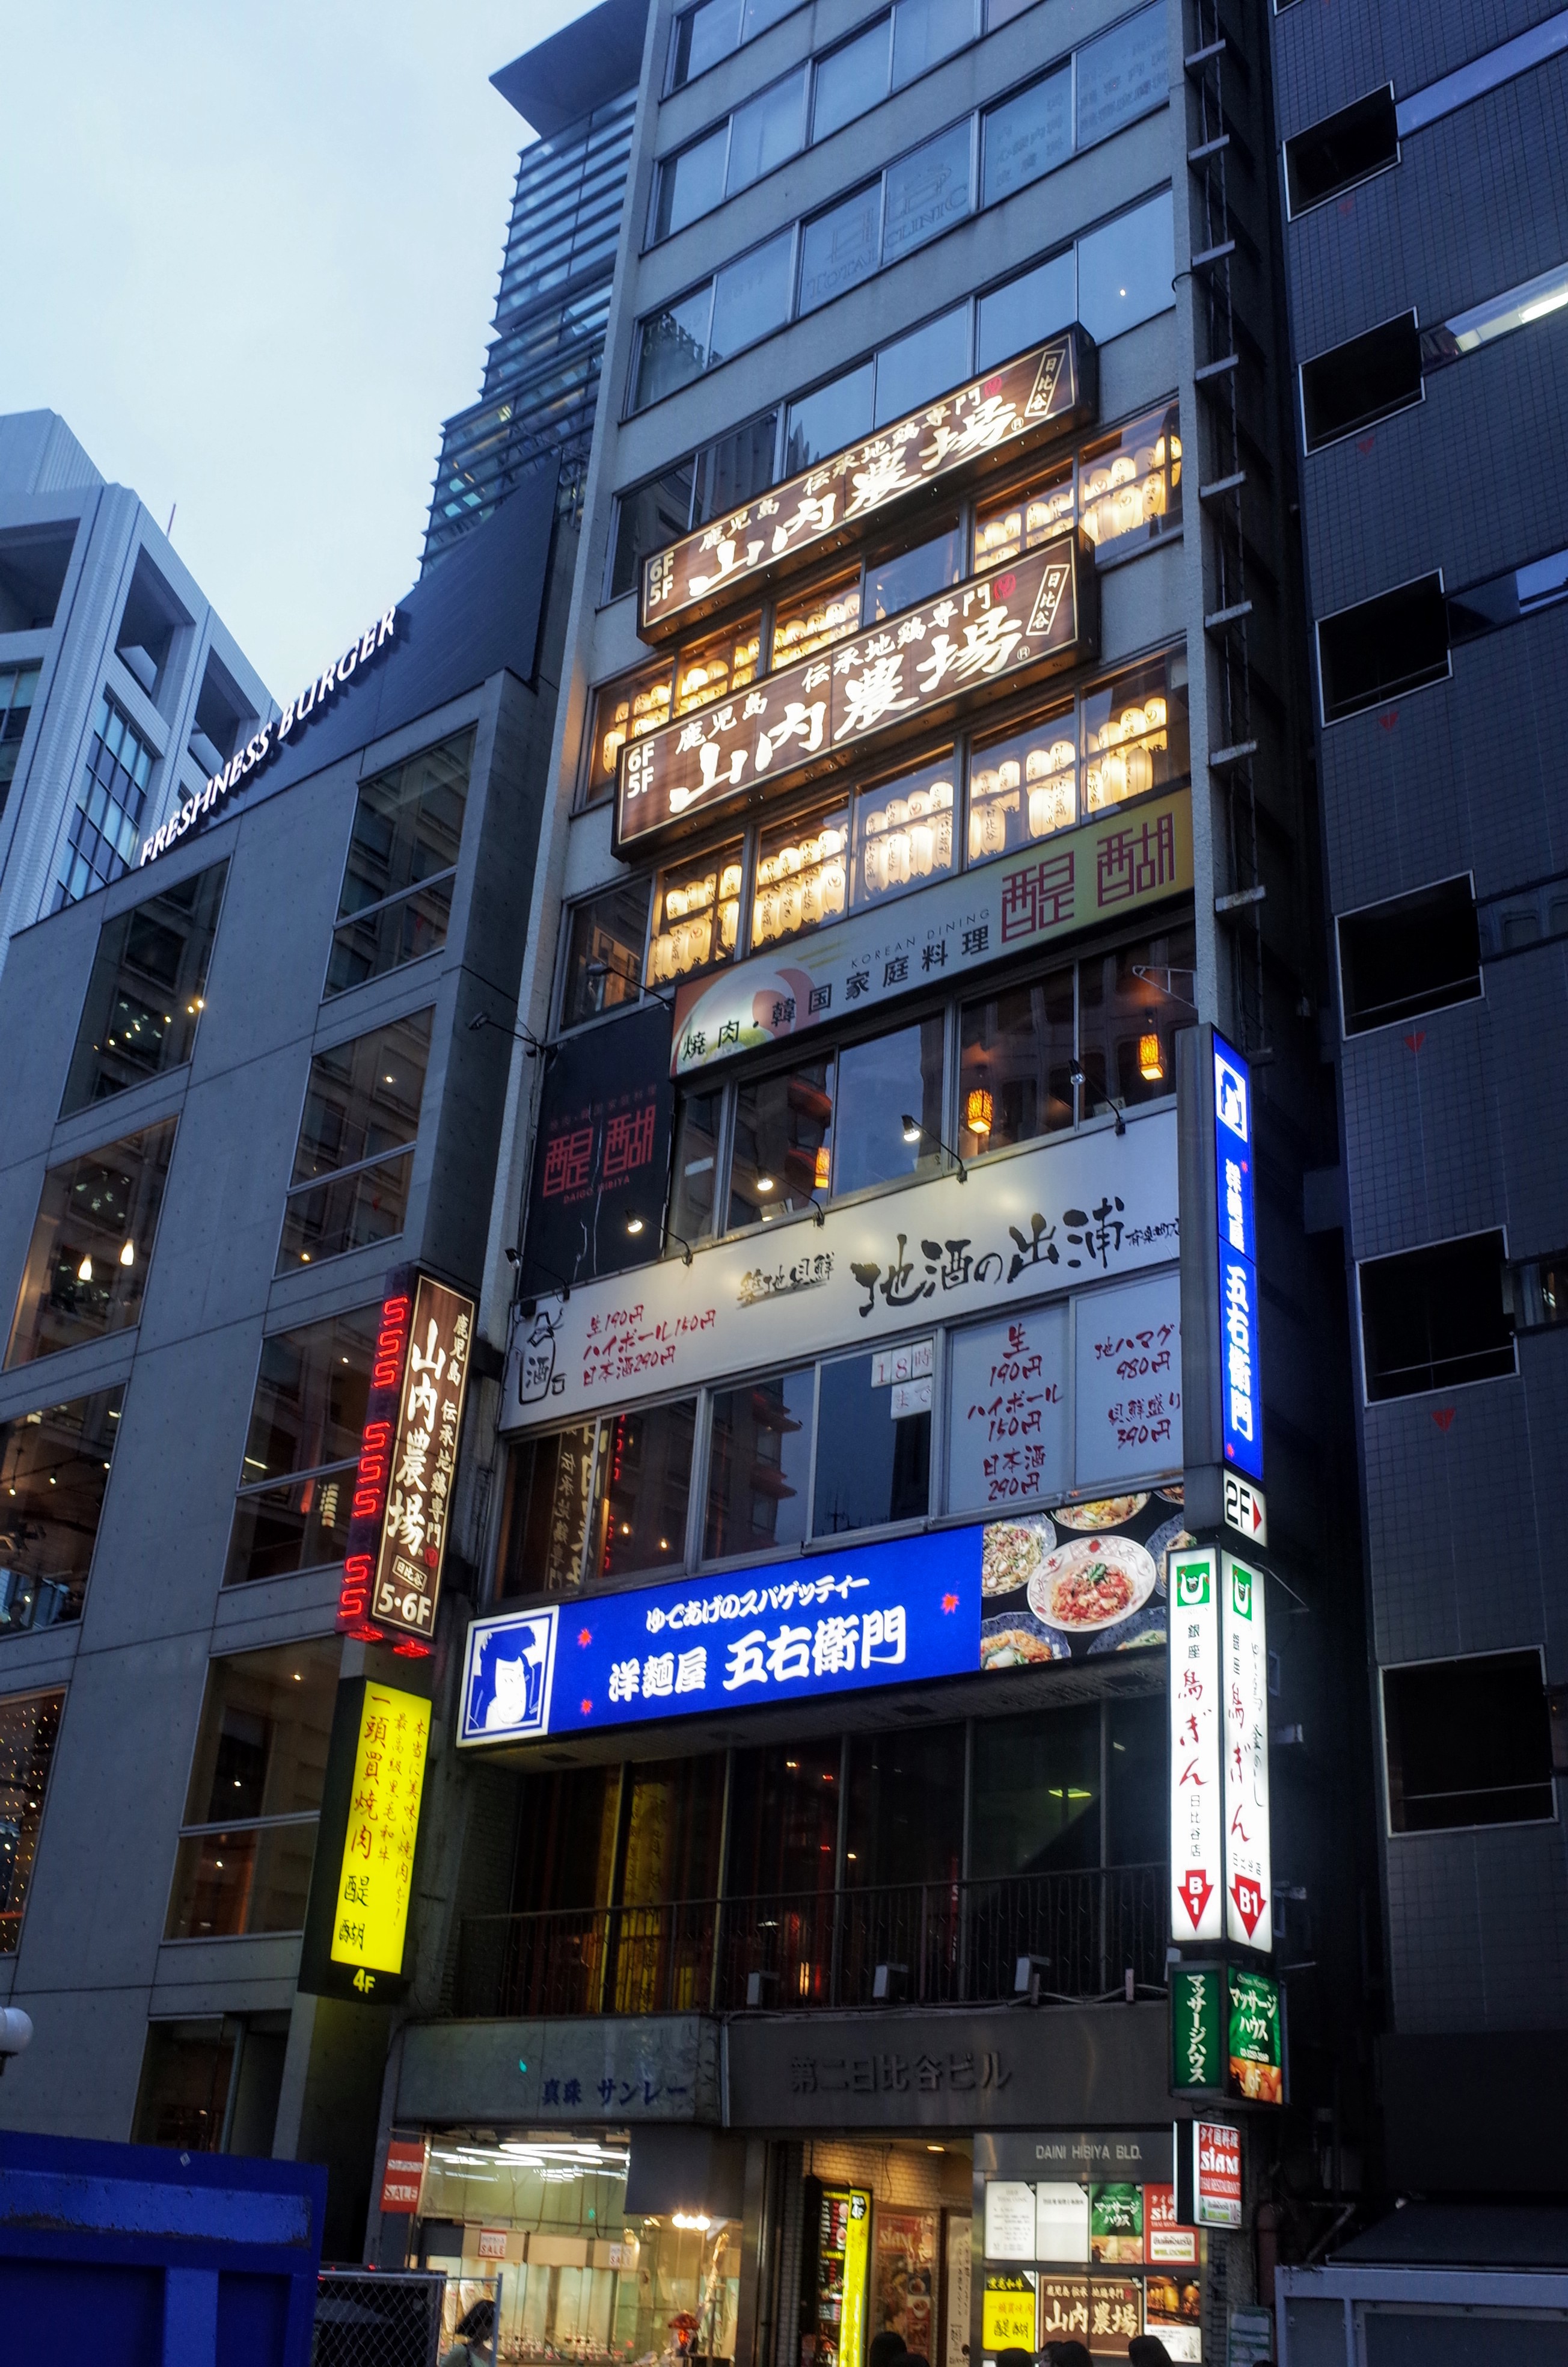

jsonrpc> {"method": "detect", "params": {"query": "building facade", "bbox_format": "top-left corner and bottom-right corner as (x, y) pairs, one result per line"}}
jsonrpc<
(361, 0), (1371, 2354)
(1269, 0), (1568, 2200)
(0, 409), (272, 958)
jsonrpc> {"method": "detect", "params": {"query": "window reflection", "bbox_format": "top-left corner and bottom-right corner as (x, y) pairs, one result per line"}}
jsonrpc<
(498, 1424), (598, 1597)
(834, 1018), (943, 1196)
(815, 1349), (931, 1533)
(970, 1699), (1102, 1874)
(670, 1089), (723, 1246)
(0, 1690), (64, 1951)
(326, 729), (472, 996)
(62, 862), (227, 1115)
(225, 1304), (376, 1587)
(729, 1059), (833, 1227)
(958, 968), (1076, 1154)
(1077, 921), (1196, 1113)
(276, 1011), (431, 1274)
(560, 882), (652, 1030)
(705, 1369), (815, 1559)
(5, 1118), (177, 1368)
(590, 1401), (696, 1580)
(862, 518), (963, 623)
(0, 1391), (122, 1633)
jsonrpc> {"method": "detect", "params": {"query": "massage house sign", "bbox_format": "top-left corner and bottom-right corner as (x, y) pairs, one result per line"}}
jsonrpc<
(337, 1268), (475, 1647)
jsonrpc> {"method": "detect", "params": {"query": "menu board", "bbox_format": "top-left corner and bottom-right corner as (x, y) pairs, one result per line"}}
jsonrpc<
(983, 2181), (1037, 2261)
(982, 2172), (1202, 2367)
(617, 535), (1092, 856)
(640, 326), (1096, 640)
(948, 1304), (1070, 1514)
(1073, 1269), (1181, 1489)
(981, 2271), (1037, 2351)
(875, 2210), (937, 2356)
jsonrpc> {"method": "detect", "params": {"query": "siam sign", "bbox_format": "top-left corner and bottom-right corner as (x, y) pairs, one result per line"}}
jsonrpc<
(640, 325), (1097, 640)
(617, 535), (1094, 856)
(337, 1268), (474, 1647)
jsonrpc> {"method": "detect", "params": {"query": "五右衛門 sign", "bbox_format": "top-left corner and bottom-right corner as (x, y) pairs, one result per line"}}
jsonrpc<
(337, 1269), (474, 1645)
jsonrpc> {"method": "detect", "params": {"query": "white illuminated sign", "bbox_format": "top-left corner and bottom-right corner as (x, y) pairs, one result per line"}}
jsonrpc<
(1169, 1546), (1223, 1944)
(138, 606), (398, 868)
(1222, 1551), (1272, 1950)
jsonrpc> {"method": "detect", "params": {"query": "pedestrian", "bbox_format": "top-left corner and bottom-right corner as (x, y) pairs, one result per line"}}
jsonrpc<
(1129, 2341), (1174, 2367)
(1044, 2345), (1094, 2367)
(440, 2296), (496, 2367)
(869, 2333), (908, 2367)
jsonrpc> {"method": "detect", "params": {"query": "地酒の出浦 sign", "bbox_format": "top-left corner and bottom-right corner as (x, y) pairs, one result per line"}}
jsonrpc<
(640, 327), (1096, 642)
(617, 534), (1094, 856)
(337, 1269), (474, 1646)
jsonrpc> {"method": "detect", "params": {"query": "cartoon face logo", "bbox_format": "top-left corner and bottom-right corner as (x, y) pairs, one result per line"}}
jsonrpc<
(467, 1610), (559, 1739)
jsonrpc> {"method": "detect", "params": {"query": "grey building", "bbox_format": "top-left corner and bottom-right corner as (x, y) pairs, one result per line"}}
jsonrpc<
(1269, 3), (1568, 2202)
(0, 410), (272, 956)
(369, 0), (1368, 2353)
(0, 464), (570, 2259)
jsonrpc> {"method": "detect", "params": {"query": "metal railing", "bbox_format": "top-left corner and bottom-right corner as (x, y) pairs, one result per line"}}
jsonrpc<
(455, 1864), (1165, 2019)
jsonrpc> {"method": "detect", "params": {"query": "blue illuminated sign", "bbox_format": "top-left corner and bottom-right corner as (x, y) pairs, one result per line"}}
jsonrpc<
(459, 1528), (981, 1745)
(1213, 1033), (1263, 1482)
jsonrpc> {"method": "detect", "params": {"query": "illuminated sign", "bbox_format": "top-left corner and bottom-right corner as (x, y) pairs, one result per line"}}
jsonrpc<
(617, 534), (1094, 856)
(671, 788), (1191, 1075)
(809, 2185), (871, 2367)
(1213, 1032), (1263, 1482)
(1169, 1547), (1223, 1944)
(1192, 2120), (1242, 2229)
(983, 2273), (1038, 2351)
(1170, 1964), (1283, 2104)
(1228, 1964), (1283, 2102)
(640, 327), (1096, 641)
(138, 607), (398, 868)
(328, 1680), (430, 1991)
(1170, 1965), (1222, 2094)
(338, 1268), (474, 1647)
(1222, 1551), (1272, 1950)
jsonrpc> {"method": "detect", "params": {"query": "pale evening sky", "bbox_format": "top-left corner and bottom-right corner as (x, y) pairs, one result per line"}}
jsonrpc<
(2, 1), (598, 698)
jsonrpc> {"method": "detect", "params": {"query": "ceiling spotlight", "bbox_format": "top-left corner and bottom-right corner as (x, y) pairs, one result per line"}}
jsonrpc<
(901, 1115), (922, 1145)
(755, 1174), (776, 1193)
(626, 1215), (645, 1236)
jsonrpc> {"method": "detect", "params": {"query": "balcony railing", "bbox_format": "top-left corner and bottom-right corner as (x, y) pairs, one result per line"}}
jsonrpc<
(454, 1864), (1166, 2021)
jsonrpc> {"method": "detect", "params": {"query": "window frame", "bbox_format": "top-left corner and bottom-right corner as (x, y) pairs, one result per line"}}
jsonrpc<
(224, 1301), (379, 1589)
(1299, 309), (1425, 455)
(1380, 1644), (1555, 1840)
(1316, 568), (1452, 726)
(1335, 870), (1481, 1039)
(1282, 83), (1400, 220)
(554, 880), (655, 1037)
(274, 1007), (434, 1276)
(1356, 1224), (1517, 1406)
(322, 727), (475, 1004)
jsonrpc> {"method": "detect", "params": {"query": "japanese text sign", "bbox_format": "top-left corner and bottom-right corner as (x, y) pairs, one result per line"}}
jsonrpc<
(982, 2273), (1038, 2352)
(1222, 1552), (1272, 1951)
(640, 327), (1095, 641)
(505, 1110), (1177, 1431)
(1170, 1965), (1222, 2094)
(670, 789), (1192, 1076)
(1169, 1548), (1223, 1944)
(338, 1269), (474, 1645)
(524, 1002), (673, 1294)
(329, 1681), (430, 1986)
(1193, 2120), (1242, 2228)
(1228, 1965), (1283, 2102)
(1213, 1033), (1263, 1483)
(618, 535), (1092, 856)
(1171, 1964), (1282, 2104)
(379, 2135), (427, 2214)
(458, 1526), (980, 1744)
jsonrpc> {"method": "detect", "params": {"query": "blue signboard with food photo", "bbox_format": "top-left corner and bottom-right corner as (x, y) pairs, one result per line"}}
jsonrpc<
(978, 1484), (1187, 1668)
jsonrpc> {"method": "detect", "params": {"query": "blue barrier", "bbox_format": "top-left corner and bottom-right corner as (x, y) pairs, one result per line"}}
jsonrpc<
(0, 2127), (326, 2365)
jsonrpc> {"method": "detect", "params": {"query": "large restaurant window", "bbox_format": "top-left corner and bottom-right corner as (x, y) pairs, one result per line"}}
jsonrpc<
(1079, 920), (1196, 1112)
(970, 1700), (1103, 1874)
(726, 1739), (842, 1899)
(5, 1117), (177, 1368)
(325, 729), (473, 996)
(845, 1725), (964, 1885)
(0, 1389), (123, 1633)
(224, 1305), (377, 1586)
(593, 1399), (697, 1580)
(0, 1688), (64, 1953)
(959, 966), (1076, 1153)
(497, 1423), (599, 1599)
(275, 1009), (431, 1272)
(60, 861), (227, 1116)
(164, 1641), (338, 1942)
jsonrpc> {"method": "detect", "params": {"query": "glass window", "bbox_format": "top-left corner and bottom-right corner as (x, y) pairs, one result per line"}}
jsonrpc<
(654, 126), (729, 241)
(813, 17), (892, 140)
(970, 1702), (1102, 1876)
(1080, 404), (1181, 562)
(1360, 1232), (1514, 1400)
(704, 1368), (815, 1559)
(651, 845), (744, 986)
(833, 1016), (945, 1196)
(131, 2025), (237, 2155)
(784, 364), (875, 473)
(1082, 651), (1190, 815)
(892, 0), (975, 84)
(673, 616), (762, 719)
(634, 286), (714, 411)
(276, 1009), (431, 1274)
(1078, 919), (1196, 1114)
(978, 250), (1074, 371)
(987, 0), (1035, 23)
(881, 123), (973, 269)
(813, 1348), (931, 1533)
(873, 305), (970, 426)
(52, 694), (156, 912)
(670, 1088), (723, 1247)
(771, 568), (861, 667)
(589, 1400), (697, 1579)
(975, 463), (1076, 573)
(853, 749), (957, 911)
(1338, 877), (1481, 1034)
(587, 661), (675, 808)
(1384, 1651), (1551, 1832)
(1077, 189), (1175, 344)
(710, 232), (794, 364)
(694, 411), (780, 525)
(5, 1116), (177, 1369)
(326, 730), (473, 996)
(224, 1304), (377, 1587)
(1076, 5), (1167, 147)
(609, 461), (696, 602)
(862, 518), (963, 622)
(0, 1690), (63, 1954)
(968, 697), (1078, 864)
(1106, 1693), (1165, 1864)
(672, 0), (743, 85)
(728, 67), (807, 192)
(164, 1640), (340, 1942)
(0, 665), (40, 818)
(497, 1423), (598, 1597)
(560, 880), (652, 1030)
(620, 1756), (728, 1909)
(958, 965), (1076, 1154)
(728, 1057), (834, 1227)
(845, 1724), (965, 1883)
(983, 64), (1073, 206)
(727, 1737), (842, 1899)
(751, 801), (850, 953)
(61, 860), (227, 1116)
(947, 1301), (1071, 1508)
(0, 1390), (122, 1633)
(798, 185), (881, 316)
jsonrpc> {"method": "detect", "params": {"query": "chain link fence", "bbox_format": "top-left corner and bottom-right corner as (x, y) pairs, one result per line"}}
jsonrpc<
(314, 2268), (502, 2366)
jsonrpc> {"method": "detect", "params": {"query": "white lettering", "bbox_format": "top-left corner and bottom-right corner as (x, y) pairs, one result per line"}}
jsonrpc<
(359, 627), (376, 663)
(279, 699), (296, 738)
(377, 608), (396, 646)
(337, 642), (357, 682)
(317, 662), (337, 701)
(295, 678), (316, 721)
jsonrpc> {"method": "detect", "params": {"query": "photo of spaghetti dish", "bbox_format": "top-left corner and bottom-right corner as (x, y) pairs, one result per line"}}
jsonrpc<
(981, 1515), (1056, 1595)
(1053, 1493), (1150, 1532)
(1027, 1535), (1157, 1631)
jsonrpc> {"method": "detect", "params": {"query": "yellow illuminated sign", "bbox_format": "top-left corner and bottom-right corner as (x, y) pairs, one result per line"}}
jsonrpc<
(982, 2275), (1038, 2352)
(329, 1681), (430, 1989)
(839, 2188), (870, 2367)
